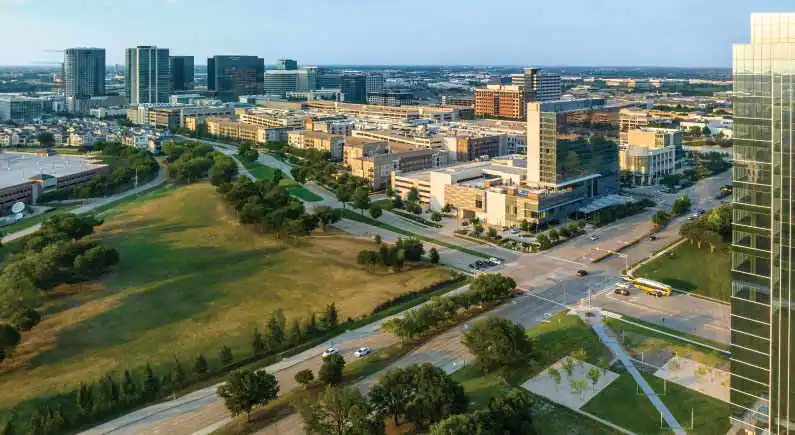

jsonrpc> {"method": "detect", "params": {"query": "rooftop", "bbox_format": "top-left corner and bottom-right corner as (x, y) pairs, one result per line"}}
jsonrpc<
(0, 153), (108, 188)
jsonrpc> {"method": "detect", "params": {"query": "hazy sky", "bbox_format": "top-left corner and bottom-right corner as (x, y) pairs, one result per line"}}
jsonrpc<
(0, 0), (791, 67)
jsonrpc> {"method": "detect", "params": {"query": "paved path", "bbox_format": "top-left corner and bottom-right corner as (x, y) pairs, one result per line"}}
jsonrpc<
(591, 320), (686, 434)
(1, 166), (167, 245)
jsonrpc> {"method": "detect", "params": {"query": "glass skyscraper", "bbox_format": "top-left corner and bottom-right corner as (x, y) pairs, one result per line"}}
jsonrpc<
(731, 13), (795, 434)
(125, 46), (170, 105)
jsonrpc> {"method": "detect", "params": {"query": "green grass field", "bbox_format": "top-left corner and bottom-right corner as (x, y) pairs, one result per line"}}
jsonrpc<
(582, 373), (730, 435)
(240, 160), (323, 202)
(634, 242), (731, 301)
(0, 183), (451, 417)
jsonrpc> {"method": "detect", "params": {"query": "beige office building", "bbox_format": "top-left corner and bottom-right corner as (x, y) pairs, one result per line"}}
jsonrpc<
(619, 127), (682, 185)
(287, 130), (345, 161)
(619, 108), (650, 145)
(474, 85), (528, 120)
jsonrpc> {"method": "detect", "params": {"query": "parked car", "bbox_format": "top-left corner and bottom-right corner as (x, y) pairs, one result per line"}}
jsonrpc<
(648, 234), (657, 241)
(354, 347), (371, 358)
(322, 347), (338, 358)
(576, 270), (588, 277)
(589, 235), (600, 241)
(698, 209), (707, 214)
(510, 228), (521, 234)
(614, 288), (630, 296)
(489, 257), (502, 265)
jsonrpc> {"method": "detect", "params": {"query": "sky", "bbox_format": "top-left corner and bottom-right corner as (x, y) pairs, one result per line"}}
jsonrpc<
(0, 0), (792, 67)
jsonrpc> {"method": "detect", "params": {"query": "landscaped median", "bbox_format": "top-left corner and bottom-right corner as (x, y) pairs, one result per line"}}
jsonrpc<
(238, 158), (323, 202)
(341, 209), (493, 259)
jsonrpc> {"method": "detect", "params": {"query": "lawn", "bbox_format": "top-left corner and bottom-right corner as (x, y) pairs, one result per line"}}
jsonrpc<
(634, 242), (731, 302)
(0, 183), (452, 418)
(371, 198), (395, 211)
(241, 160), (323, 202)
(582, 373), (731, 435)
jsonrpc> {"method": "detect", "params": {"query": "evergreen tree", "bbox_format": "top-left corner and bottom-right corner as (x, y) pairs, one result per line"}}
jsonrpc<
(76, 382), (94, 417)
(324, 303), (339, 329)
(173, 357), (187, 386)
(142, 363), (160, 399)
(219, 346), (234, 366)
(193, 353), (208, 375)
(286, 319), (303, 345)
(251, 327), (265, 355)
(121, 369), (138, 401)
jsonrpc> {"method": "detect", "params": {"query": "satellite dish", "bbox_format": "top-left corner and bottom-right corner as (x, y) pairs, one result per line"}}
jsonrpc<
(14, 213), (23, 221)
(11, 202), (25, 214)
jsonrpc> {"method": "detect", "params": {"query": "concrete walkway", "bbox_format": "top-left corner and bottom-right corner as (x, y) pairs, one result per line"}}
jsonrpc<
(591, 320), (686, 434)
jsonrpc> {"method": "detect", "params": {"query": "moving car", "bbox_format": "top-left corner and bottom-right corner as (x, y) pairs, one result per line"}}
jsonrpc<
(489, 257), (502, 265)
(589, 235), (600, 241)
(576, 270), (588, 277)
(322, 347), (338, 358)
(354, 347), (371, 358)
(616, 282), (631, 290)
(648, 234), (657, 241)
(614, 288), (630, 296)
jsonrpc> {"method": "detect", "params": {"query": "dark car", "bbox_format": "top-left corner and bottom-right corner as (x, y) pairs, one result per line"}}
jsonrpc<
(648, 234), (657, 241)
(614, 288), (630, 296)
(576, 270), (588, 277)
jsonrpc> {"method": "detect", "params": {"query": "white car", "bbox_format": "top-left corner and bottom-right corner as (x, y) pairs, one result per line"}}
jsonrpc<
(354, 347), (371, 358)
(489, 257), (502, 265)
(589, 235), (600, 241)
(616, 282), (631, 290)
(322, 347), (338, 358)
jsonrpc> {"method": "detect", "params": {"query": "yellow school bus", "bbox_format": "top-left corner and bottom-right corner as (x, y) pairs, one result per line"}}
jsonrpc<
(632, 277), (672, 297)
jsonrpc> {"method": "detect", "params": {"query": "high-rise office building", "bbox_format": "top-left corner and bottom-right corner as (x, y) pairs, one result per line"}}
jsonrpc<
(263, 70), (299, 96)
(170, 55), (195, 91)
(298, 66), (318, 91)
(366, 73), (384, 94)
(474, 85), (529, 120)
(511, 67), (561, 101)
(207, 55), (265, 101)
(526, 98), (620, 196)
(276, 58), (298, 70)
(730, 13), (795, 434)
(340, 73), (366, 104)
(64, 48), (105, 99)
(125, 46), (170, 104)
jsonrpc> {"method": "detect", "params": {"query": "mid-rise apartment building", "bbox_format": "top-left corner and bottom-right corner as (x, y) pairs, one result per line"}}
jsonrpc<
(351, 129), (442, 149)
(286, 130), (344, 160)
(730, 13), (795, 434)
(206, 118), (292, 143)
(443, 135), (506, 162)
(125, 46), (170, 105)
(366, 91), (415, 107)
(474, 85), (529, 120)
(345, 137), (445, 191)
(238, 108), (309, 129)
(366, 73), (384, 94)
(304, 117), (354, 136)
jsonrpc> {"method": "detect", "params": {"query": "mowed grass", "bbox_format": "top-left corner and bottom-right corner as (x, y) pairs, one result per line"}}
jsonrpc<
(0, 183), (452, 412)
(241, 160), (323, 202)
(634, 242), (731, 301)
(582, 373), (731, 435)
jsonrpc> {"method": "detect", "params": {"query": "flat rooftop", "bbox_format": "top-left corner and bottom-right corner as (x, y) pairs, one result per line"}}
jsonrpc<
(0, 153), (107, 188)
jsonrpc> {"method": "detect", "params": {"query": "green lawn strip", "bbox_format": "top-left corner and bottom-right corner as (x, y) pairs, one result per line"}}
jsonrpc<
(239, 159), (323, 202)
(91, 184), (176, 217)
(1, 204), (81, 234)
(603, 316), (729, 354)
(634, 242), (730, 302)
(341, 209), (491, 259)
(582, 373), (730, 435)
(390, 209), (442, 228)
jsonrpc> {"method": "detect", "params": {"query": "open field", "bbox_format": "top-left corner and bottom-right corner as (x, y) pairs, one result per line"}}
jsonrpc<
(240, 160), (322, 202)
(0, 183), (452, 418)
(582, 373), (731, 435)
(634, 242), (731, 301)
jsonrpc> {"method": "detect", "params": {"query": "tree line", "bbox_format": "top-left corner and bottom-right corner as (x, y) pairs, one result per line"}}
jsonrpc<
(356, 237), (433, 272)
(162, 140), (238, 185)
(39, 142), (159, 201)
(383, 274), (516, 343)
(680, 204), (731, 252)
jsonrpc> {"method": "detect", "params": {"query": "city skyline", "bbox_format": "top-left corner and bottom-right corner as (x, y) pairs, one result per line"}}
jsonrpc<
(0, 0), (792, 67)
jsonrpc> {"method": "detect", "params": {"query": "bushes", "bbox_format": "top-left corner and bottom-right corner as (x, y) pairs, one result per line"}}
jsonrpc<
(357, 237), (425, 272)
(590, 199), (655, 227)
(370, 276), (466, 314)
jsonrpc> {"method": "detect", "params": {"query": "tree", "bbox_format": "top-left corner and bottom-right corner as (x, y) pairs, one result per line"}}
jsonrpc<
(286, 319), (303, 345)
(319, 353), (346, 385)
(0, 324), (21, 357)
(652, 210), (671, 226)
(336, 184), (353, 209)
(295, 369), (314, 389)
(431, 212), (443, 222)
(469, 273), (516, 302)
(429, 247), (440, 264)
(217, 369), (279, 422)
(473, 224), (484, 236)
(391, 195), (404, 210)
(571, 348), (587, 364)
(597, 357), (609, 376)
(462, 317), (533, 371)
(353, 187), (370, 215)
(487, 227), (498, 239)
(407, 187), (420, 202)
(251, 327), (265, 355)
(548, 367), (562, 391)
(193, 353), (208, 376)
(264, 312), (286, 351)
(76, 382), (94, 417)
(702, 126), (712, 136)
(403, 364), (468, 427)
(219, 346), (234, 366)
(315, 205), (342, 231)
(570, 378), (588, 399)
(535, 233), (551, 250)
(558, 226), (572, 238)
(324, 303), (339, 329)
(487, 389), (536, 435)
(142, 363), (160, 399)
(121, 369), (138, 401)
(587, 367), (602, 391)
(369, 366), (416, 426)
(548, 228), (560, 242)
(374, 234), (382, 245)
(562, 358), (575, 378)
(36, 132), (55, 147)
(672, 195), (692, 216)
(369, 204), (382, 219)
(99, 373), (121, 408)
(301, 386), (384, 435)
(10, 308), (40, 331)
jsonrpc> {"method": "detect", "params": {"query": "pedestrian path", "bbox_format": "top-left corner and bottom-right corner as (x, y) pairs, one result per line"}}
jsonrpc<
(590, 320), (686, 434)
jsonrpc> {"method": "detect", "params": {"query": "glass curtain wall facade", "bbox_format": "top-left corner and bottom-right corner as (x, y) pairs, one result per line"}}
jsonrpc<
(731, 13), (795, 434)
